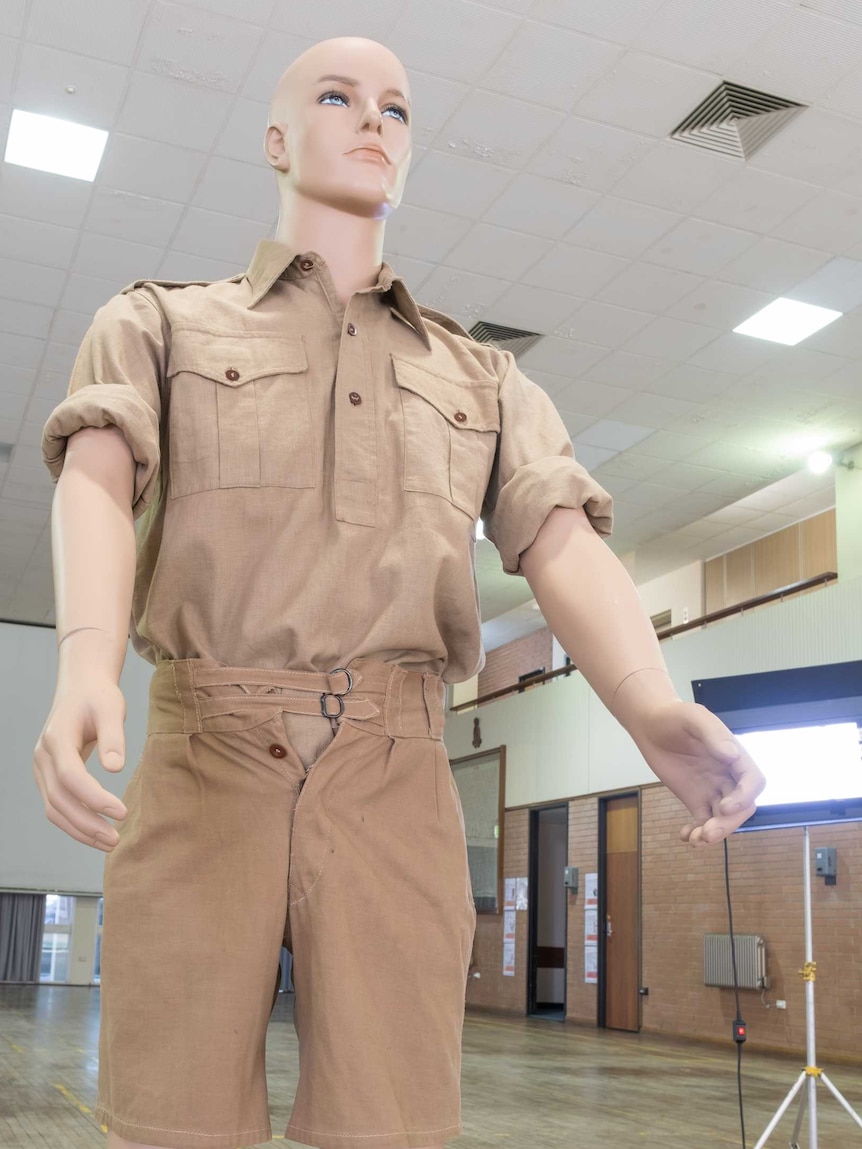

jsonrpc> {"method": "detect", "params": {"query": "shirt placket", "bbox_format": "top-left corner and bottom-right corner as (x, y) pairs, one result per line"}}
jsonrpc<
(333, 294), (378, 527)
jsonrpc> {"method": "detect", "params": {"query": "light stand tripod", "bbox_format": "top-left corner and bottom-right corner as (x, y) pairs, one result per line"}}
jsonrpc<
(753, 826), (862, 1149)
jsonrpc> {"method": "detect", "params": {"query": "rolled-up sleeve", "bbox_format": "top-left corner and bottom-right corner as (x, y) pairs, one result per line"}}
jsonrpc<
(41, 289), (165, 519)
(481, 350), (614, 576)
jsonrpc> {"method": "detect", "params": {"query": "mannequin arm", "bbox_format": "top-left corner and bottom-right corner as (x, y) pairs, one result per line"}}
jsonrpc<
(519, 505), (766, 844)
(31, 424), (138, 852)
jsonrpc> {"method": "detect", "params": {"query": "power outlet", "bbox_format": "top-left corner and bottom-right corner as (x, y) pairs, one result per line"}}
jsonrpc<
(776, 1000), (787, 1010)
(683, 607), (689, 623)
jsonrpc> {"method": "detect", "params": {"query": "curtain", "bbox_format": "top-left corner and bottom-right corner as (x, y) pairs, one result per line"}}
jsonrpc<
(0, 892), (45, 982)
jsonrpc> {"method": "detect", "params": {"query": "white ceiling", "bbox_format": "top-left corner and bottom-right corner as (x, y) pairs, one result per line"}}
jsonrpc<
(0, 0), (859, 649)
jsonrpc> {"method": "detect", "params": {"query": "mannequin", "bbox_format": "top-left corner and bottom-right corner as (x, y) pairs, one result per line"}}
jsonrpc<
(33, 34), (765, 1149)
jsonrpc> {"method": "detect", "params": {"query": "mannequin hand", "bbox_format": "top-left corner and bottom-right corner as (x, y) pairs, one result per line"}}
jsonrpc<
(33, 674), (129, 853)
(629, 700), (766, 846)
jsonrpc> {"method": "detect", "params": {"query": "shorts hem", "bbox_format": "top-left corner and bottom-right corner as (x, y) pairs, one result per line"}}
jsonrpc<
(283, 1122), (462, 1149)
(95, 1104), (273, 1149)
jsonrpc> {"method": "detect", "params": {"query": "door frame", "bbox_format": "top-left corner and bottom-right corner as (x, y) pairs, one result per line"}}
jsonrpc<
(527, 801), (569, 1017)
(597, 790), (641, 1030)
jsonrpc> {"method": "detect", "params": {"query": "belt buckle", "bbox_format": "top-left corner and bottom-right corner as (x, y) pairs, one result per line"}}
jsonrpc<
(320, 666), (353, 720)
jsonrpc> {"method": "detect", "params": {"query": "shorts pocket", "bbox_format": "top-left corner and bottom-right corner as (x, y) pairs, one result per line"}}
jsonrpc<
(167, 325), (314, 498)
(392, 355), (499, 520)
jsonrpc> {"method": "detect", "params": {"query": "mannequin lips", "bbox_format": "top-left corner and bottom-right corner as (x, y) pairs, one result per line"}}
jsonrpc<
(347, 145), (390, 164)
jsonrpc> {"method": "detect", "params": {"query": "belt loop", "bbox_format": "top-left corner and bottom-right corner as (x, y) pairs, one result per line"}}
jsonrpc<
(423, 674), (444, 739)
(170, 660), (201, 733)
(383, 665), (405, 738)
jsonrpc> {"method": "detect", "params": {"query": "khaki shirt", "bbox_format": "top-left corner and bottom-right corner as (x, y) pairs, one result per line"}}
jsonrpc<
(41, 239), (613, 683)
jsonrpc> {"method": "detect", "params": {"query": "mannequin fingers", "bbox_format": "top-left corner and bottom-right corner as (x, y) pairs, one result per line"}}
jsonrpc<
(52, 744), (127, 821)
(717, 749), (767, 815)
(43, 784), (120, 849)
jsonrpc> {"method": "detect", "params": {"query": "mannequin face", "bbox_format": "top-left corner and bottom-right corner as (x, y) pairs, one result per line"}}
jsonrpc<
(266, 38), (413, 221)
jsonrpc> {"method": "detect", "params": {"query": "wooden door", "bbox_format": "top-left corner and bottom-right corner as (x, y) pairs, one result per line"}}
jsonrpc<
(603, 794), (640, 1031)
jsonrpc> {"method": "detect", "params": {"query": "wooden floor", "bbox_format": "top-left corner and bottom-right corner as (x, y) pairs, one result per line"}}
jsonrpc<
(2, 984), (862, 1148)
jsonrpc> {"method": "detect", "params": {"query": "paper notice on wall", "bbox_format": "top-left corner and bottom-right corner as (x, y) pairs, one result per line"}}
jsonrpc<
(503, 940), (516, 977)
(584, 944), (598, 984)
(585, 872), (598, 907)
(504, 878), (516, 910)
(584, 907), (598, 944)
(515, 876), (528, 910)
(503, 909), (516, 943)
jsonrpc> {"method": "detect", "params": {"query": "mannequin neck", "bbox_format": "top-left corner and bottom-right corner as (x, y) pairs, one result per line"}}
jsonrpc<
(274, 188), (388, 305)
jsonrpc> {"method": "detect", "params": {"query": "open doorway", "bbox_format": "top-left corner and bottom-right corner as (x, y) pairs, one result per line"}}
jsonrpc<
(527, 803), (568, 1020)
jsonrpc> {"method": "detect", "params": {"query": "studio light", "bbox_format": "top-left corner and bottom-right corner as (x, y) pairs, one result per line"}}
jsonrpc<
(734, 298), (842, 345)
(807, 450), (833, 474)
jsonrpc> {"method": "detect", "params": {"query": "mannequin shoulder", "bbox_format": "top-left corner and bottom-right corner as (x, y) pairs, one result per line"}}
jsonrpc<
(120, 273), (246, 296)
(416, 304), (475, 340)
(417, 304), (508, 381)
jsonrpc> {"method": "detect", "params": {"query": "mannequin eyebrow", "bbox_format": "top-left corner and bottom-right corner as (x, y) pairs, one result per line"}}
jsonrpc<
(315, 74), (411, 107)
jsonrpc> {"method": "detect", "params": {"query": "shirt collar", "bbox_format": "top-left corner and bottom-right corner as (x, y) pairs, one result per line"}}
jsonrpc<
(244, 238), (431, 349)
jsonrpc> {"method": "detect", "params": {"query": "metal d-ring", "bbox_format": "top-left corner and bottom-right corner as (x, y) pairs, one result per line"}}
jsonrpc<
(320, 666), (354, 719)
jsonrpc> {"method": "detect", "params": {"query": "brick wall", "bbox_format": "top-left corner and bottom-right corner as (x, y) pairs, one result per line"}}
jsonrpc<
(473, 785), (862, 1061)
(478, 627), (553, 699)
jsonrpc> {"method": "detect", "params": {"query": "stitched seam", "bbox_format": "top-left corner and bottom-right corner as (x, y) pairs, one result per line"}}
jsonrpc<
(170, 662), (187, 733)
(284, 1123), (461, 1138)
(189, 662), (203, 731)
(288, 820), (334, 907)
(96, 1107), (269, 1137)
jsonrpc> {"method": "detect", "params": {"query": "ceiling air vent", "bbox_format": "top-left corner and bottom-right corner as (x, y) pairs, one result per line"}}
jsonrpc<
(670, 81), (806, 159)
(468, 321), (542, 359)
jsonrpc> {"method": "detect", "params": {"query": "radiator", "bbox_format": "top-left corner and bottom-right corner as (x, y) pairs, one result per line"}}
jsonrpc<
(703, 933), (767, 989)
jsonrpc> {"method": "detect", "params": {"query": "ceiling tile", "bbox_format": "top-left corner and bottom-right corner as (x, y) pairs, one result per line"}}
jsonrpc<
(484, 173), (601, 240)
(192, 156), (276, 224)
(446, 223), (554, 280)
(687, 332), (783, 374)
(98, 133), (208, 206)
(434, 90), (565, 170)
(526, 116), (653, 192)
(27, 0), (150, 66)
(84, 187), (185, 247)
(636, 430), (715, 461)
(633, 0), (788, 71)
(642, 218), (759, 276)
(605, 390), (701, 428)
(0, 332), (45, 371)
(521, 244), (629, 296)
(0, 0), (26, 37)
(60, 272), (124, 315)
(402, 71), (470, 148)
(610, 140), (739, 216)
(552, 378), (634, 418)
(0, 213), (78, 269)
(666, 280), (776, 330)
(137, 1), (264, 94)
(789, 257), (862, 312)
(618, 480), (684, 509)
(416, 265), (508, 326)
(0, 366), (36, 397)
(750, 107), (862, 188)
(383, 254), (436, 294)
(650, 363), (740, 403)
(696, 169), (821, 234)
(213, 99), (270, 165)
(406, 151), (513, 218)
(518, 335), (609, 378)
(0, 164), (92, 230)
(621, 315), (717, 361)
(770, 189), (862, 253)
(571, 443), (618, 470)
(527, 0), (666, 42)
(388, 0), (522, 85)
(574, 419), (654, 451)
(239, 29), (317, 102)
(488, 282), (585, 332)
(729, 7), (862, 103)
(595, 451), (669, 481)
(555, 301), (654, 348)
(482, 20), (623, 112)
(268, 0), (401, 39)
(596, 260), (702, 311)
(172, 207), (266, 263)
(73, 232), (163, 282)
(13, 40), (128, 124)
(117, 72), (234, 149)
(582, 350), (673, 391)
(565, 197), (683, 258)
(157, 250), (244, 280)
(0, 256), (66, 307)
(573, 52), (718, 137)
(647, 461), (726, 490)
(716, 237), (832, 295)
(383, 203), (472, 263)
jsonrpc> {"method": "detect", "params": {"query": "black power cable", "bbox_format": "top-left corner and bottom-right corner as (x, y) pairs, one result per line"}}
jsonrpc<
(724, 837), (747, 1149)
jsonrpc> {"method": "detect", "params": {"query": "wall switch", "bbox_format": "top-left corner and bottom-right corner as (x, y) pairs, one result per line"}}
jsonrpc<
(683, 607), (689, 623)
(776, 1000), (787, 1010)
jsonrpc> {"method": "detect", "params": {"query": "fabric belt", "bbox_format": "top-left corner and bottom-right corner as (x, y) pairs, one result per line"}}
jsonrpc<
(147, 656), (446, 740)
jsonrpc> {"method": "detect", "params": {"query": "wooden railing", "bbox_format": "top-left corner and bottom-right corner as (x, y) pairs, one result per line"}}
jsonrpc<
(449, 570), (838, 714)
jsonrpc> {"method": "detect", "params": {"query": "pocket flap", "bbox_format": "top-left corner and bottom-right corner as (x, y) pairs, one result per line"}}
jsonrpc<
(168, 327), (308, 385)
(392, 356), (500, 433)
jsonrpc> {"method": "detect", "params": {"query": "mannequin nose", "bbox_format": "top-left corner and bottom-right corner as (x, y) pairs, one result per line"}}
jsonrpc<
(358, 100), (384, 132)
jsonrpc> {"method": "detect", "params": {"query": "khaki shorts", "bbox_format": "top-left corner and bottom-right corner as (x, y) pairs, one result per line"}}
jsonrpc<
(94, 657), (477, 1149)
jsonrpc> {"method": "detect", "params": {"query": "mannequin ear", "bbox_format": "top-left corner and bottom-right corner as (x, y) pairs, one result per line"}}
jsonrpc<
(264, 121), (290, 173)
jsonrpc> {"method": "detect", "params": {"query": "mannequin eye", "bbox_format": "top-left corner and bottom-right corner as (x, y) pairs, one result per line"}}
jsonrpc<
(383, 104), (409, 124)
(319, 90), (349, 106)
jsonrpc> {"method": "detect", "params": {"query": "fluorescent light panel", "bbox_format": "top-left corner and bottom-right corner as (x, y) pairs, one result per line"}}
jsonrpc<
(5, 109), (108, 181)
(734, 297), (842, 345)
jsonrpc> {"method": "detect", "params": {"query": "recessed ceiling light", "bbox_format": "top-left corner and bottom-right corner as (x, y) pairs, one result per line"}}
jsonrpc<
(4, 109), (108, 181)
(733, 298), (842, 345)
(807, 450), (833, 475)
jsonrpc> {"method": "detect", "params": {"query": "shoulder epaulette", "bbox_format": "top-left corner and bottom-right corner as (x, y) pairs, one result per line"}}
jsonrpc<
(416, 304), (475, 341)
(120, 273), (245, 295)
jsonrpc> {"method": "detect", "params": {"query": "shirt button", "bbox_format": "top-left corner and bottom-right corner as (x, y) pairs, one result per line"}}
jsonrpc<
(269, 744), (287, 758)
(225, 368), (240, 381)
(349, 392), (362, 405)
(300, 258), (314, 271)
(454, 411), (467, 422)
(347, 323), (357, 335)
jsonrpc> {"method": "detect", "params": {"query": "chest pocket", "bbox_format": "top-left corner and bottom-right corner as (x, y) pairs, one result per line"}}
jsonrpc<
(166, 327), (314, 499)
(392, 356), (500, 520)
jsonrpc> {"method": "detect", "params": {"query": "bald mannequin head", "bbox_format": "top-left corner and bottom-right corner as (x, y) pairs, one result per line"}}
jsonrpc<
(264, 38), (413, 222)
